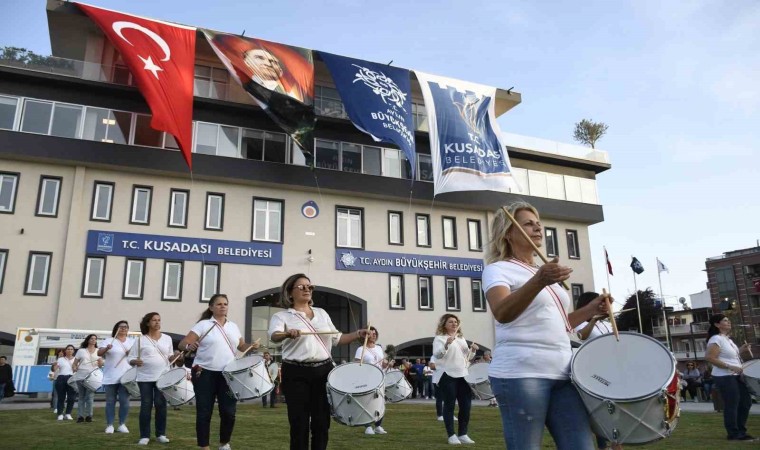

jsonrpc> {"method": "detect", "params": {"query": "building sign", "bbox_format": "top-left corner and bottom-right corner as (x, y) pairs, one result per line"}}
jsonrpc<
(335, 249), (483, 278)
(87, 230), (282, 266)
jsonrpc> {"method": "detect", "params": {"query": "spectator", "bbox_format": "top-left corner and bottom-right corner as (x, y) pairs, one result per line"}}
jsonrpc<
(423, 361), (434, 399)
(682, 362), (702, 402)
(413, 358), (426, 398)
(0, 355), (13, 403)
(702, 364), (715, 408)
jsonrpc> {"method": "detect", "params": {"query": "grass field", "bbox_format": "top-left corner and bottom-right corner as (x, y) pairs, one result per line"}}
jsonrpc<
(0, 403), (757, 449)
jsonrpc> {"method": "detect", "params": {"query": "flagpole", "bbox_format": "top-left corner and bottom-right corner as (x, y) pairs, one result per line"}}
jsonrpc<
(632, 256), (643, 333)
(657, 258), (671, 350)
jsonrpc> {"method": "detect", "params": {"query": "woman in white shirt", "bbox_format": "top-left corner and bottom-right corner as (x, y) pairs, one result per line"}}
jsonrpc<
(268, 273), (367, 450)
(98, 320), (134, 434)
(354, 326), (389, 436)
(179, 294), (259, 450)
(51, 345), (77, 420)
(129, 312), (174, 445)
(482, 201), (610, 450)
(73, 334), (104, 423)
(705, 314), (755, 441)
(432, 314), (477, 445)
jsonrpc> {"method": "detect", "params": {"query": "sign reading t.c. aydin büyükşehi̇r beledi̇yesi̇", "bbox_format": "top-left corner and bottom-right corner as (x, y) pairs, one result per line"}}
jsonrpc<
(86, 230), (282, 266)
(335, 249), (483, 278)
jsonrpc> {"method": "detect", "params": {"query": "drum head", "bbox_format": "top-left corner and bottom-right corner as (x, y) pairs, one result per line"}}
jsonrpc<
(571, 332), (675, 400)
(156, 368), (187, 389)
(384, 369), (404, 384)
(225, 355), (263, 372)
(465, 362), (489, 383)
(744, 360), (760, 378)
(120, 367), (137, 382)
(328, 362), (384, 394)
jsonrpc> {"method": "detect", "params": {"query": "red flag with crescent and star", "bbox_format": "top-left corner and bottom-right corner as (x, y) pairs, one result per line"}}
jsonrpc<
(78, 3), (196, 169)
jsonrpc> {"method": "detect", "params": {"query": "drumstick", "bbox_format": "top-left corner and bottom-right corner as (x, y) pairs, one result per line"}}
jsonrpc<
(500, 206), (570, 290)
(170, 324), (216, 366)
(137, 335), (141, 359)
(745, 341), (754, 359)
(271, 330), (339, 338)
(359, 322), (371, 366)
(602, 289), (619, 342)
(239, 338), (261, 358)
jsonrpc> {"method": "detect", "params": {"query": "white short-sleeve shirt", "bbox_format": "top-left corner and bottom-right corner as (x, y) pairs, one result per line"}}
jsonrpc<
(74, 348), (100, 374)
(191, 318), (242, 371)
(56, 357), (75, 376)
(574, 320), (612, 340)
(268, 308), (341, 362)
(482, 259), (573, 380)
(100, 336), (135, 385)
(707, 334), (743, 377)
(129, 334), (174, 382)
(354, 345), (384, 367)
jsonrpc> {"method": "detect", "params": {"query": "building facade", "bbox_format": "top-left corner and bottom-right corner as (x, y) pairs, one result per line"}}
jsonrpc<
(0, 1), (610, 364)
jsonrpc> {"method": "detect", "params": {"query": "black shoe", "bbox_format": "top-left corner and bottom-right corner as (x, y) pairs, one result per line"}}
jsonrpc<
(85, 416), (92, 423)
(729, 435), (756, 441)
(77, 417), (85, 423)
(270, 405), (275, 408)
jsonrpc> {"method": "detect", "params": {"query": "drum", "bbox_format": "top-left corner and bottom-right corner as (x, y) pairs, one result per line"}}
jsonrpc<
(464, 362), (494, 400)
(119, 367), (140, 398)
(326, 362), (385, 426)
(384, 369), (412, 403)
(82, 369), (104, 393)
(571, 332), (679, 445)
(156, 368), (194, 406)
(67, 371), (84, 388)
(743, 359), (760, 398)
(223, 355), (274, 401)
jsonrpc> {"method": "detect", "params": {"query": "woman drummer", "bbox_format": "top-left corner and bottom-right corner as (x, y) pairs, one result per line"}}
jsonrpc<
(433, 313), (478, 445)
(482, 201), (610, 449)
(129, 312), (174, 445)
(52, 344), (77, 420)
(179, 294), (260, 450)
(269, 273), (367, 450)
(73, 334), (104, 423)
(354, 326), (389, 436)
(98, 320), (134, 434)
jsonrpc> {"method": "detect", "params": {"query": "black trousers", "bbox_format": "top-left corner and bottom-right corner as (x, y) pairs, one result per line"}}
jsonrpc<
(55, 375), (77, 415)
(438, 372), (472, 437)
(281, 361), (333, 450)
(192, 368), (237, 448)
(262, 382), (278, 407)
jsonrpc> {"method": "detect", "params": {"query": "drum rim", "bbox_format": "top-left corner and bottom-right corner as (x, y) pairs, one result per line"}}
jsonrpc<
(156, 367), (188, 388)
(571, 331), (676, 401)
(327, 362), (385, 395)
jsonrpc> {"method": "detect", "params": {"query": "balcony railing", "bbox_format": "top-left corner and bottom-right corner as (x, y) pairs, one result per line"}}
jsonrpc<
(653, 322), (710, 337)
(503, 132), (610, 164)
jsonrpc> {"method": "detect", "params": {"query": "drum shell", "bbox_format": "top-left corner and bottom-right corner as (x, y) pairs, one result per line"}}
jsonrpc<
(223, 355), (274, 401)
(384, 370), (412, 403)
(82, 369), (104, 393)
(464, 362), (494, 400)
(157, 368), (195, 406)
(326, 363), (385, 426)
(743, 360), (760, 398)
(119, 367), (140, 398)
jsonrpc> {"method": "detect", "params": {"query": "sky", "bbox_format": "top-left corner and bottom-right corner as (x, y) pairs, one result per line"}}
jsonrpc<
(2, 0), (759, 310)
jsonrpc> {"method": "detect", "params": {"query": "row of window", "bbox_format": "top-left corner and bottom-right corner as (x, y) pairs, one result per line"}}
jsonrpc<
(545, 227), (581, 260)
(388, 274), (486, 312)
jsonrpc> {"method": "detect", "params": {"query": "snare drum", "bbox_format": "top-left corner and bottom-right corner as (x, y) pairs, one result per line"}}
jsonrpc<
(82, 369), (104, 393)
(464, 362), (494, 400)
(223, 355), (274, 401)
(384, 369), (412, 403)
(326, 362), (385, 426)
(571, 332), (679, 445)
(119, 367), (140, 398)
(743, 359), (760, 398)
(67, 371), (84, 388)
(156, 368), (194, 406)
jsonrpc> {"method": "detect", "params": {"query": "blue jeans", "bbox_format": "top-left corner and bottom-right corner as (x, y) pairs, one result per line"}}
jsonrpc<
(490, 377), (594, 450)
(104, 383), (130, 426)
(77, 380), (94, 418)
(713, 375), (752, 439)
(138, 381), (167, 439)
(438, 373), (472, 437)
(0, 382), (5, 402)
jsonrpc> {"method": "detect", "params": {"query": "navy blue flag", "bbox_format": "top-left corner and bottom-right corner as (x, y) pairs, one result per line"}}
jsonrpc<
(319, 52), (415, 176)
(630, 256), (645, 274)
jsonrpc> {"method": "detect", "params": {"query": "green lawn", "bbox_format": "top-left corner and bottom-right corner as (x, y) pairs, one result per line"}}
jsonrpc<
(0, 403), (757, 449)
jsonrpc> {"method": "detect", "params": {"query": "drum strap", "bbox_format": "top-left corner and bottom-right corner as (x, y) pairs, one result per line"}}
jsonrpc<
(293, 312), (332, 361)
(508, 259), (572, 332)
(145, 335), (171, 366)
(213, 321), (237, 357)
(111, 338), (132, 369)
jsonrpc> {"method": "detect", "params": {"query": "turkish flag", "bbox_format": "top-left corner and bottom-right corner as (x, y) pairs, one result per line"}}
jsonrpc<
(78, 3), (196, 169)
(604, 247), (613, 276)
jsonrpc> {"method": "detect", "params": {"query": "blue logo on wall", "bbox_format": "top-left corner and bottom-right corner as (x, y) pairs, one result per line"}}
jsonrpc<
(97, 233), (114, 252)
(301, 200), (319, 219)
(335, 249), (482, 278)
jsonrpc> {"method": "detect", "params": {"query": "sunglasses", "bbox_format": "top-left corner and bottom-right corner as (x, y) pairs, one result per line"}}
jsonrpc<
(295, 284), (315, 292)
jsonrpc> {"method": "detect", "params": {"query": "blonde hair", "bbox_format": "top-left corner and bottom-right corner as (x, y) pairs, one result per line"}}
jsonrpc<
(485, 201), (540, 264)
(435, 314), (462, 336)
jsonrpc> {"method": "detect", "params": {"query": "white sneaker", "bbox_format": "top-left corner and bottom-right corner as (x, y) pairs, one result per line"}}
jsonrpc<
(437, 416), (444, 421)
(365, 426), (375, 435)
(458, 435), (475, 444)
(64, 414), (73, 420)
(448, 435), (462, 445)
(57, 415), (64, 421)
(454, 417), (458, 421)
(219, 444), (231, 450)
(53, 409), (57, 414)
(157, 435), (170, 443)
(105, 425), (114, 434)
(374, 426), (387, 434)
(137, 438), (149, 445)
(117, 424), (129, 433)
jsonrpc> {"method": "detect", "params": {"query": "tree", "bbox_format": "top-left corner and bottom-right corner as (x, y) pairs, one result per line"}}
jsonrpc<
(0, 46), (74, 71)
(573, 119), (609, 149)
(615, 288), (659, 335)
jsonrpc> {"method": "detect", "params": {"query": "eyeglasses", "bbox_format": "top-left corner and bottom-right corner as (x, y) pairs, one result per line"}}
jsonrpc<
(295, 284), (315, 292)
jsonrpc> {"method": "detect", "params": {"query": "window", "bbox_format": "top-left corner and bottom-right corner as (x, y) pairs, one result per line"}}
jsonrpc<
(412, 102), (428, 131)
(0, 172), (19, 213)
(201, 263), (220, 302)
(417, 154), (433, 182)
(467, 219), (482, 251)
(416, 214), (431, 247)
(336, 207), (363, 248)
(715, 267), (737, 299)
(341, 143), (362, 173)
(384, 148), (402, 178)
(168, 189), (189, 228)
(0, 95), (19, 130)
(35, 176), (62, 217)
(162, 261), (183, 301)
(25, 252), (52, 295)
(566, 230), (580, 259)
(91, 182), (114, 221)
(82, 257), (105, 298)
(21, 100), (83, 138)
(419, 276), (433, 310)
(0, 249), (7, 294)
(315, 139), (340, 170)
(315, 85), (347, 119)
(194, 122), (239, 158)
(389, 274), (404, 309)
(362, 146), (382, 176)
(388, 211), (403, 245)
(446, 278), (460, 311)
(82, 107), (131, 144)
(134, 114), (176, 149)
(545, 227), (558, 257)
(252, 198), (283, 242)
(571, 284), (584, 308)
(194, 65), (230, 100)
(472, 280), (486, 311)
(123, 259), (145, 299)
(205, 193), (225, 230)
(442, 217), (457, 249)
(130, 186), (152, 224)
(241, 129), (287, 163)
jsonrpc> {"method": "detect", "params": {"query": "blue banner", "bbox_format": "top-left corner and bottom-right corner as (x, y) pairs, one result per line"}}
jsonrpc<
(86, 230), (282, 266)
(335, 249), (483, 278)
(319, 52), (415, 176)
